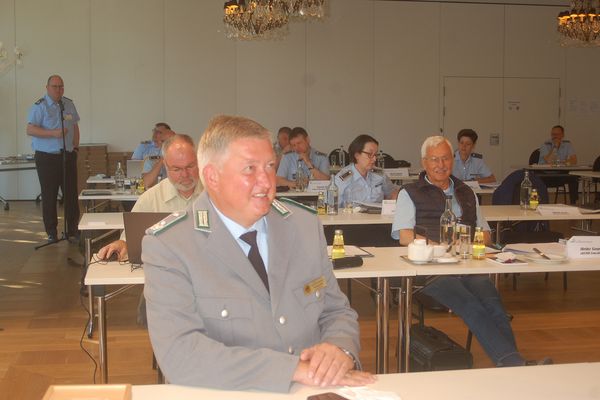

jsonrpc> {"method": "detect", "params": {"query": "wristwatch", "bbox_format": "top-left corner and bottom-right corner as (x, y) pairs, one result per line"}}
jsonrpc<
(339, 347), (362, 370)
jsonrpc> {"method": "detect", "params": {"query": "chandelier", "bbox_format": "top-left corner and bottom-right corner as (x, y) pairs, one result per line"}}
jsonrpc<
(223, 0), (325, 40)
(557, 0), (600, 46)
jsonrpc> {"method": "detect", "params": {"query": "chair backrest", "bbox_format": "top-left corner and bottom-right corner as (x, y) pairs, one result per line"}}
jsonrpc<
(328, 149), (350, 167)
(529, 148), (540, 165)
(593, 155), (600, 171)
(492, 169), (550, 205)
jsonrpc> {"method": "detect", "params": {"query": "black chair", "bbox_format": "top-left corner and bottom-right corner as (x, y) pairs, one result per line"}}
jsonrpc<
(529, 149), (540, 165)
(381, 153), (411, 168)
(328, 149), (350, 167)
(492, 169), (565, 289)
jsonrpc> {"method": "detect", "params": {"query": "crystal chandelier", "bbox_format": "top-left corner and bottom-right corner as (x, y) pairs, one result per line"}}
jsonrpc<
(557, 0), (600, 46)
(223, 0), (289, 40)
(223, 0), (325, 40)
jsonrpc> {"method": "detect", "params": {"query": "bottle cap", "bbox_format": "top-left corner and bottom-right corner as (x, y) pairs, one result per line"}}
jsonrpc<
(334, 229), (343, 235)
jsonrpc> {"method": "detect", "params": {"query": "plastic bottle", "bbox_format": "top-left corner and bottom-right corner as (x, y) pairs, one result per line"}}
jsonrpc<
(439, 195), (457, 247)
(114, 161), (125, 191)
(326, 174), (339, 215)
(529, 188), (539, 210)
(295, 159), (306, 192)
(331, 229), (346, 259)
(472, 227), (486, 260)
(520, 170), (532, 210)
(317, 191), (326, 215)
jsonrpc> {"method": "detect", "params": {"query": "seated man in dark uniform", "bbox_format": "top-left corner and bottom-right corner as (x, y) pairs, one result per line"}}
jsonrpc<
(392, 135), (551, 367)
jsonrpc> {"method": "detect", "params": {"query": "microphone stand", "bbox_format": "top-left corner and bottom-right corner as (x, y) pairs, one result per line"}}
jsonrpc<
(36, 99), (69, 250)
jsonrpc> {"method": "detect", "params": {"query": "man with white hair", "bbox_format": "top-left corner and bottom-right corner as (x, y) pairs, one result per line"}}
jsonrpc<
(142, 115), (374, 391)
(391, 135), (551, 367)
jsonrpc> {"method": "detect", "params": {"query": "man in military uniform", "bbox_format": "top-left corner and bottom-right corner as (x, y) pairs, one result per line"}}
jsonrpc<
(131, 122), (170, 160)
(538, 125), (578, 204)
(141, 124), (176, 189)
(276, 127), (330, 188)
(273, 126), (292, 170)
(26, 75), (80, 242)
(452, 129), (496, 183)
(335, 134), (399, 207)
(392, 135), (551, 367)
(142, 115), (374, 391)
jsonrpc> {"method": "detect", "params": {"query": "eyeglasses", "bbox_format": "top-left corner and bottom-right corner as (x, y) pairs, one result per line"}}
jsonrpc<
(424, 156), (451, 164)
(360, 151), (377, 159)
(49, 85), (64, 89)
(167, 164), (197, 174)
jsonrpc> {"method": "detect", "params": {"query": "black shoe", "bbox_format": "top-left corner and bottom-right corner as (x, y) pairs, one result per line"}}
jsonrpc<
(47, 234), (58, 243)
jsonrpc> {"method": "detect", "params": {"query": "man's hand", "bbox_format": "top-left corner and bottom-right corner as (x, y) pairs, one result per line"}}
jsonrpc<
(97, 240), (128, 261)
(292, 357), (375, 388)
(297, 343), (360, 387)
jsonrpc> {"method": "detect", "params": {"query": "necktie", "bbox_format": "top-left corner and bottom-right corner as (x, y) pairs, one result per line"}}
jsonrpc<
(240, 230), (269, 292)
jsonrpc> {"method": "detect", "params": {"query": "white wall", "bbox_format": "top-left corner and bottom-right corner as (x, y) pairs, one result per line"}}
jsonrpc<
(1, 0), (599, 186)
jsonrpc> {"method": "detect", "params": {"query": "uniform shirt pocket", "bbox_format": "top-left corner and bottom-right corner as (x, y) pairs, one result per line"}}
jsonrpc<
(196, 297), (255, 346)
(293, 282), (326, 325)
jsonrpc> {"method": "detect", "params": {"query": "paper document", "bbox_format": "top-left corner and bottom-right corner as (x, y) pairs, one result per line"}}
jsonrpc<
(537, 204), (581, 216)
(503, 242), (566, 256)
(327, 245), (373, 257)
(464, 180), (481, 190)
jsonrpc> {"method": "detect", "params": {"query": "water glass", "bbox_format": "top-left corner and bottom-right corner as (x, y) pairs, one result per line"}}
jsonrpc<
(455, 224), (471, 259)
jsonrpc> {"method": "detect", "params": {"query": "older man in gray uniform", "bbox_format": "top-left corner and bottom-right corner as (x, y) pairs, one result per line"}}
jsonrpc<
(142, 115), (374, 392)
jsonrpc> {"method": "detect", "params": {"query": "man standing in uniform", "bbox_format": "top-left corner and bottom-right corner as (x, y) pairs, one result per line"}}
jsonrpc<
(142, 115), (374, 391)
(276, 127), (330, 188)
(27, 75), (80, 242)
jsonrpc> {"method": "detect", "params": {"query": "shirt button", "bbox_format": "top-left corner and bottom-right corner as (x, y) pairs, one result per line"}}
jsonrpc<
(221, 309), (229, 318)
(288, 346), (294, 354)
(279, 316), (286, 325)
(315, 290), (321, 298)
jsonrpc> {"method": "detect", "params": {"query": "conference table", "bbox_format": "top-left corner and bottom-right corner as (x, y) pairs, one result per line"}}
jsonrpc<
(0, 157), (36, 210)
(569, 170), (600, 206)
(84, 247), (415, 383)
(129, 362), (600, 400)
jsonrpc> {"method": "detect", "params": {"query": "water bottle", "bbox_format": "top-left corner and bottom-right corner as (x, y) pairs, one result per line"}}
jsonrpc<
(295, 159), (306, 191)
(472, 227), (486, 260)
(377, 150), (385, 169)
(114, 161), (125, 191)
(439, 195), (457, 246)
(326, 174), (339, 215)
(339, 145), (346, 167)
(317, 191), (326, 215)
(520, 170), (532, 210)
(331, 229), (346, 259)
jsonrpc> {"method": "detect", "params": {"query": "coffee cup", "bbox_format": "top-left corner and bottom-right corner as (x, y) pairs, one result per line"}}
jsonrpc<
(432, 245), (447, 258)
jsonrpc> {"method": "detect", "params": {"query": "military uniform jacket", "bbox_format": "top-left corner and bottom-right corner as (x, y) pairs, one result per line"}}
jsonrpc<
(142, 191), (359, 392)
(452, 150), (492, 181)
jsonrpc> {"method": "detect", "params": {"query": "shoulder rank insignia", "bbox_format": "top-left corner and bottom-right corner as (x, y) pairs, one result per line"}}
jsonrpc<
(34, 98), (44, 105)
(271, 198), (293, 218)
(146, 211), (187, 235)
(339, 169), (353, 181)
(62, 96), (72, 102)
(471, 152), (483, 159)
(315, 150), (327, 157)
(194, 209), (211, 232)
(277, 197), (317, 215)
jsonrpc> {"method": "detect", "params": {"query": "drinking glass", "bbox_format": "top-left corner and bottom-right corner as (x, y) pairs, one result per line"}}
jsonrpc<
(455, 224), (471, 259)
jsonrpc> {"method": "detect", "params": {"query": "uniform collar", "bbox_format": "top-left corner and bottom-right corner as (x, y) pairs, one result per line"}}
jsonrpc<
(44, 94), (61, 107)
(210, 199), (267, 239)
(424, 173), (455, 195)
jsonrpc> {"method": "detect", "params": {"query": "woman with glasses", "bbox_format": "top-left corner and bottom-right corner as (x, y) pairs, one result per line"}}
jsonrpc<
(334, 134), (400, 208)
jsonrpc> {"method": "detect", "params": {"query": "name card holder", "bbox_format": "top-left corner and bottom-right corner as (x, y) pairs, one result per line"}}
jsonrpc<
(566, 236), (600, 259)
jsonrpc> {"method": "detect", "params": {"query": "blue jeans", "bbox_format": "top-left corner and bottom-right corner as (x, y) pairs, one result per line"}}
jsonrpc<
(422, 275), (524, 366)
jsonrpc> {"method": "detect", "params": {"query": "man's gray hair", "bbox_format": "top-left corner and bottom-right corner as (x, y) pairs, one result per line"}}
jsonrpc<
(162, 133), (194, 154)
(197, 115), (271, 184)
(421, 136), (453, 158)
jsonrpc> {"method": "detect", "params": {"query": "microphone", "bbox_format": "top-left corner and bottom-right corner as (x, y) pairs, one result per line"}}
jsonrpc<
(58, 99), (64, 112)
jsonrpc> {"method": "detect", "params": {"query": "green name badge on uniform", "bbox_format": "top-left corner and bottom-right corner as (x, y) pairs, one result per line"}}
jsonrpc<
(304, 276), (327, 295)
(194, 209), (210, 232)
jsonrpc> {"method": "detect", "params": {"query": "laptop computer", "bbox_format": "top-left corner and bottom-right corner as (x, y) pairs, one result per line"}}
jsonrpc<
(126, 159), (144, 178)
(123, 212), (170, 265)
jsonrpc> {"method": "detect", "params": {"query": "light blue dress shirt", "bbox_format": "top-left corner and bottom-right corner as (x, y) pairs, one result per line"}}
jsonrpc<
(27, 94), (80, 153)
(212, 203), (269, 272)
(132, 142), (161, 160)
(538, 140), (575, 163)
(142, 149), (167, 180)
(391, 176), (490, 240)
(276, 148), (330, 181)
(452, 151), (492, 181)
(334, 163), (399, 207)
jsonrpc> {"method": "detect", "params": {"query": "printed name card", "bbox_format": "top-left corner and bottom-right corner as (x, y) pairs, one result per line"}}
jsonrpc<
(307, 180), (329, 192)
(566, 236), (600, 259)
(381, 199), (396, 215)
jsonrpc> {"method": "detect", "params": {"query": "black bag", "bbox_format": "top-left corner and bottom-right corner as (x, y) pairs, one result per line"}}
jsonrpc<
(409, 324), (473, 371)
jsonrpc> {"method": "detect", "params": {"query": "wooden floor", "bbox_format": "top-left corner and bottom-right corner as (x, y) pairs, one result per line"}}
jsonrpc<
(1, 201), (600, 399)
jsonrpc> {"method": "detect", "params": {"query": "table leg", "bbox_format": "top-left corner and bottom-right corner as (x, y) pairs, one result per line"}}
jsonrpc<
(375, 277), (390, 374)
(398, 277), (412, 373)
(495, 221), (502, 247)
(84, 236), (95, 337)
(95, 288), (108, 383)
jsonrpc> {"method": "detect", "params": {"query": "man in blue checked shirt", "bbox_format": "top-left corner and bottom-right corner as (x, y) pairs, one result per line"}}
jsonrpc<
(27, 75), (80, 243)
